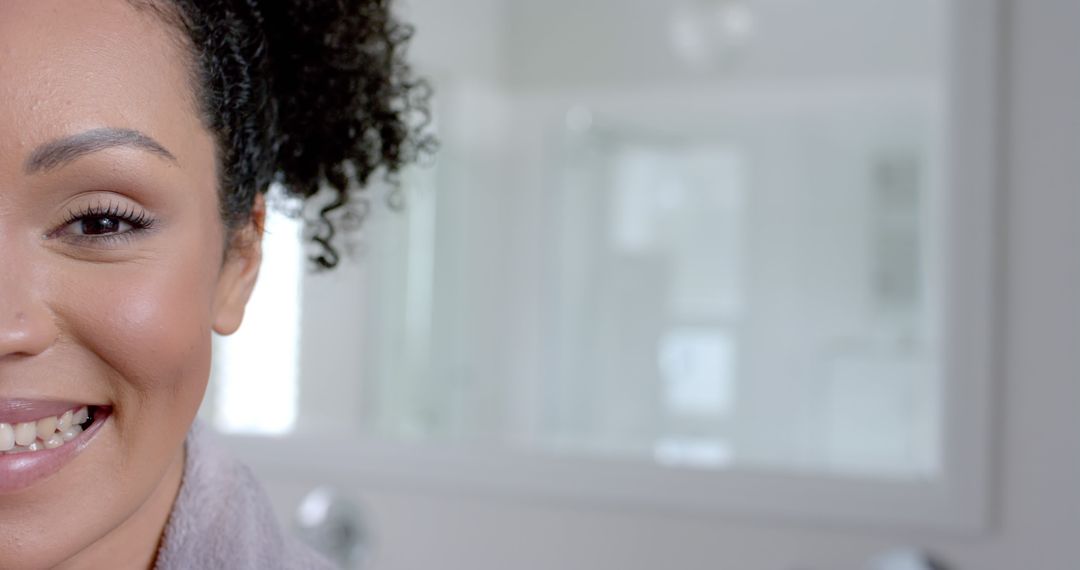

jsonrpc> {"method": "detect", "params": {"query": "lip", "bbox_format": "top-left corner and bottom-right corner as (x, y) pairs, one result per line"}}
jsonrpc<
(0, 399), (98, 425)
(0, 405), (111, 495)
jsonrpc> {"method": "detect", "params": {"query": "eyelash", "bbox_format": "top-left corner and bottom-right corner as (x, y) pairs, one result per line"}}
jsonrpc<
(55, 202), (157, 245)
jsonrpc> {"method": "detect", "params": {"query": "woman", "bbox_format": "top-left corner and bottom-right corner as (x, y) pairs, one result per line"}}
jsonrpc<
(0, 0), (430, 567)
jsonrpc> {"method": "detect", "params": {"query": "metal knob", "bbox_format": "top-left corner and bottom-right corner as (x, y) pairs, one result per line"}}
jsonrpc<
(867, 548), (949, 570)
(294, 486), (369, 569)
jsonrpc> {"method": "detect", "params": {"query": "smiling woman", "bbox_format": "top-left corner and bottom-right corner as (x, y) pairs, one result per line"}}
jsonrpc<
(0, 1), (430, 568)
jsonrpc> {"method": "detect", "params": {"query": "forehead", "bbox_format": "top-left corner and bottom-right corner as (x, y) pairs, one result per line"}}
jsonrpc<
(0, 0), (203, 173)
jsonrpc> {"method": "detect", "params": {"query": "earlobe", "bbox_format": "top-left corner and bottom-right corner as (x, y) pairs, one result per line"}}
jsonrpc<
(212, 194), (266, 336)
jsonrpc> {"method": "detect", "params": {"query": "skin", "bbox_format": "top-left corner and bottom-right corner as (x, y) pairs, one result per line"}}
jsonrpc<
(0, 1), (263, 568)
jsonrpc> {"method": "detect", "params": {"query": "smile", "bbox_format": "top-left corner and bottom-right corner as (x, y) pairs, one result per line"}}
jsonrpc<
(1, 406), (95, 453)
(0, 401), (111, 494)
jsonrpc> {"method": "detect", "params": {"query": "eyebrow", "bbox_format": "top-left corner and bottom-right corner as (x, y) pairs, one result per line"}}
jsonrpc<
(24, 127), (178, 174)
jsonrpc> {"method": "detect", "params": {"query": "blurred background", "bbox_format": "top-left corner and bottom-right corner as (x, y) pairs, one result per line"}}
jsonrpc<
(201, 0), (1080, 569)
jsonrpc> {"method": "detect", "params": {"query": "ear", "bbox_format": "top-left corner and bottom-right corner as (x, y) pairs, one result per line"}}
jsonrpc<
(211, 193), (266, 336)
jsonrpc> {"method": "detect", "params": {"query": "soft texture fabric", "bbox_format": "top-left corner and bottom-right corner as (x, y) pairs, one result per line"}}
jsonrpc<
(155, 422), (338, 569)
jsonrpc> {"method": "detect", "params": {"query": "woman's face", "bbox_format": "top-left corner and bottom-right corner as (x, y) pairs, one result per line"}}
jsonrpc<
(0, 1), (261, 567)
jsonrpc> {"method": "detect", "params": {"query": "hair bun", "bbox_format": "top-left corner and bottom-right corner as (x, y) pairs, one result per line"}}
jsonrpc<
(253, 0), (434, 267)
(147, 0), (433, 268)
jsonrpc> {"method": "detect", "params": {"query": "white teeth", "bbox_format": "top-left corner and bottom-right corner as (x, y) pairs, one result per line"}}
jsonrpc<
(0, 408), (96, 455)
(61, 425), (83, 442)
(14, 422), (36, 446)
(58, 410), (73, 432)
(0, 424), (14, 452)
(36, 416), (58, 440)
(43, 432), (64, 449)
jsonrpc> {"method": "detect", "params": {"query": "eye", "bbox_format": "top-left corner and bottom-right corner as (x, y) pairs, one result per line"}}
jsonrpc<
(51, 202), (156, 243)
(71, 214), (134, 236)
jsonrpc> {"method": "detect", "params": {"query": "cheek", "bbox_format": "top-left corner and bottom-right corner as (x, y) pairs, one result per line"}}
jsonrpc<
(50, 253), (220, 416)
(105, 276), (209, 394)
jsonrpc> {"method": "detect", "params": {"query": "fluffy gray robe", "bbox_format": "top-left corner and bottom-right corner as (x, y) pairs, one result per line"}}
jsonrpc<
(154, 423), (337, 569)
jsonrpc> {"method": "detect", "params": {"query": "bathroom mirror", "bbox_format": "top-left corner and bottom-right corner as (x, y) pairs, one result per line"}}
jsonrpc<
(210, 0), (999, 531)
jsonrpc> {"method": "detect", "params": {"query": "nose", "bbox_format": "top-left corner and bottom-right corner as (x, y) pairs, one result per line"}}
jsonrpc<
(0, 275), (57, 359)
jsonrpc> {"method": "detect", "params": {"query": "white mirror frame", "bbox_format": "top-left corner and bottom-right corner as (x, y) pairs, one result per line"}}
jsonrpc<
(221, 0), (1001, 534)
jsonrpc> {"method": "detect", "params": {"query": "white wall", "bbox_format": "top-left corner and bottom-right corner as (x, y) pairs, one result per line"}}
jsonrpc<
(501, 0), (944, 88)
(254, 1), (1080, 569)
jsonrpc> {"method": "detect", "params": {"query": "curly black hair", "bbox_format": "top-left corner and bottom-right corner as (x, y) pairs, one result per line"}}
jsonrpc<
(131, 0), (434, 269)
